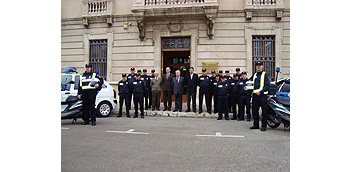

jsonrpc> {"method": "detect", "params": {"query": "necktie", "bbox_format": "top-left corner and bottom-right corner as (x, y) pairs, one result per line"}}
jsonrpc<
(167, 73), (169, 79)
(177, 77), (179, 83)
(191, 74), (192, 80)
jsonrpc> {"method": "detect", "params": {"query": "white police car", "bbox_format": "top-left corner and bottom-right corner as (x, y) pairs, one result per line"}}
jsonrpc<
(61, 67), (117, 117)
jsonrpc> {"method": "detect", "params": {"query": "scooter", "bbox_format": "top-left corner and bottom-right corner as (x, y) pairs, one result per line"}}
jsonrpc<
(61, 78), (100, 124)
(266, 67), (290, 130)
(61, 95), (84, 124)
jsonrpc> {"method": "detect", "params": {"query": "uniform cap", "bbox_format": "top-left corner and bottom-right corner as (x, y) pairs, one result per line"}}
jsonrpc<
(202, 68), (206, 72)
(225, 70), (230, 73)
(236, 67), (240, 71)
(122, 73), (127, 77)
(211, 70), (216, 73)
(137, 69), (142, 73)
(135, 73), (141, 76)
(85, 63), (92, 68)
(219, 70), (223, 73)
(255, 61), (263, 66)
(143, 69), (147, 72)
(215, 73), (220, 77)
(241, 71), (247, 75)
(233, 74), (239, 77)
(131, 67), (135, 70)
(151, 69), (155, 73)
(220, 75), (226, 78)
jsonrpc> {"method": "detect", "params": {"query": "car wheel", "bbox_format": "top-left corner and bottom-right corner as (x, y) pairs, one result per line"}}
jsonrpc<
(97, 101), (112, 117)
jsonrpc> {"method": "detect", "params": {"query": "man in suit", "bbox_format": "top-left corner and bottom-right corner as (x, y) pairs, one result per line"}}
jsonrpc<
(150, 71), (162, 111)
(185, 67), (198, 112)
(162, 67), (174, 111)
(172, 70), (185, 112)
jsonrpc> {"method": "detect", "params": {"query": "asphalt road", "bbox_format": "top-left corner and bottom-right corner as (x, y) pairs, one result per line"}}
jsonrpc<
(61, 117), (290, 172)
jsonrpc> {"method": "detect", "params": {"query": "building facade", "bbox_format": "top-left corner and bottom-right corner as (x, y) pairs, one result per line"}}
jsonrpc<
(62, 0), (290, 84)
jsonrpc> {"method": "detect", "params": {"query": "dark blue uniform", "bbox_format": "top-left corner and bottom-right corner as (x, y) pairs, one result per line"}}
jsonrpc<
(127, 74), (136, 110)
(230, 79), (240, 119)
(78, 71), (104, 125)
(211, 78), (220, 113)
(217, 81), (231, 120)
(117, 80), (131, 117)
(148, 74), (155, 108)
(209, 76), (216, 113)
(250, 71), (270, 129)
(198, 75), (211, 113)
(238, 78), (251, 120)
(131, 79), (146, 118)
(141, 74), (150, 110)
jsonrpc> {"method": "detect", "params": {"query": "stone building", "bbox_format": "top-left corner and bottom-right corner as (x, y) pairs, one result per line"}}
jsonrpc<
(62, 0), (290, 84)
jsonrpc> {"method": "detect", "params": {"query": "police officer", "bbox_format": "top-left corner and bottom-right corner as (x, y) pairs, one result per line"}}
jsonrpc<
(235, 67), (242, 80)
(230, 73), (240, 120)
(225, 70), (232, 112)
(127, 67), (136, 111)
(77, 63), (104, 126)
(148, 69), (156, 109)
(132, 73), (146, 118)
(247, 61), (270, 131)
(209, 70), (216, 113)
(217, 75), (231, 120)
(117, 73), (131, 118)
(238, 71), (251, 121)
(225, 70), (232, 82)
(211, 73), (220, 114)
(141, 69), (150, 110)
(198, 68), (211, 114)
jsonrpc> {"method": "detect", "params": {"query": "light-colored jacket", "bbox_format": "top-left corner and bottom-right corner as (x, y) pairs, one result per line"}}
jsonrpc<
(150, 77), (162, 92)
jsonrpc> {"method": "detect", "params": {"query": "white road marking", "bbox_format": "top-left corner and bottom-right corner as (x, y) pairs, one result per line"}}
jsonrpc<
(106, 129), (149, 135)
(196, 132), (244, 138)
(61, 127), (69, 130)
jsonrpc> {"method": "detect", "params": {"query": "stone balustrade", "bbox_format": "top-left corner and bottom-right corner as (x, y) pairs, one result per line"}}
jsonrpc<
(244, 0), (285, 19)
(82, 0), (114, 17)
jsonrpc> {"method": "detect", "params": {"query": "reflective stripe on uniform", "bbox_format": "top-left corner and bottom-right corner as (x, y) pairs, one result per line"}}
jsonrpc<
(253, 71), (268, 94)
(81, 73), (97, 90)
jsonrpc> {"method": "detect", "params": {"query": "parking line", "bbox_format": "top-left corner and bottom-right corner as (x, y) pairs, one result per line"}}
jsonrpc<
(61, 127), (69, 130)
(196, 132), (244, 138)
(106, 129), (149, 135)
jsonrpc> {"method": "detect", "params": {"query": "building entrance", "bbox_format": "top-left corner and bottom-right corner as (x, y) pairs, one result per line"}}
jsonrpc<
(161, 37), (191, 102)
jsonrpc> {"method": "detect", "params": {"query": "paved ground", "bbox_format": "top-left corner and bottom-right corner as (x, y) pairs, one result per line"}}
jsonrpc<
(62, 117), (290, 172)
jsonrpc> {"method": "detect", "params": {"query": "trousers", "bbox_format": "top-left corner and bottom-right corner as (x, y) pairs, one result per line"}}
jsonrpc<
(133, 93), (144, 116)
(218, 95), (229, 119)
(82, 90), (97, 123)
(119, 94), (130, 116)
(252, 94), (268, 128)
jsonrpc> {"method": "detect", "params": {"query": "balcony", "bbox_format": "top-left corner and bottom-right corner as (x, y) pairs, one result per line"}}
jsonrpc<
(82, 0), (115, 26)
(131, 0), (219, 18)
(244, 0), (285, 19)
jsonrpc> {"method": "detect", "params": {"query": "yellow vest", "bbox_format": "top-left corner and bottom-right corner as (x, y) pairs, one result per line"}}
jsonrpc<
(253, 71), (268, 95)
(80, 73), (97, 90)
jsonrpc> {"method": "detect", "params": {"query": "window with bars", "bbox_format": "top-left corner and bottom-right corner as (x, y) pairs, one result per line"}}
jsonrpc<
(89, 40), (107, 80)
(252, 36), (275, 81)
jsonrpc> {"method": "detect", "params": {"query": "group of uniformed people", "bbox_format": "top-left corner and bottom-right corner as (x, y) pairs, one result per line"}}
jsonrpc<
(78, 61), (270, 131)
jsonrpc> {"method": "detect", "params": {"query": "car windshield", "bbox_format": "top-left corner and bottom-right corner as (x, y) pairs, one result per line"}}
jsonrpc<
(61, 75), (72, 90)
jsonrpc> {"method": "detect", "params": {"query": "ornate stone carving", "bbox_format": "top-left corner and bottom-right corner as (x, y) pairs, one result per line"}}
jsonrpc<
(167, 22), (183, 33)
(207, 16), (215, 39)
(137, 18), (145, 41)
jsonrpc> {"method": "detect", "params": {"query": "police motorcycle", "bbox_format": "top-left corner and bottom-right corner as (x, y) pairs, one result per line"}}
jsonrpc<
(266, 68), (290, 130)
(61, 70), (101, 124)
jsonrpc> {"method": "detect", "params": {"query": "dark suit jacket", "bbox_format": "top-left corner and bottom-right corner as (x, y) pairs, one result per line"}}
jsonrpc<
(184, 73), (198, 93)
(162, 73), (174, 92)
(172, 76), (185, 95)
